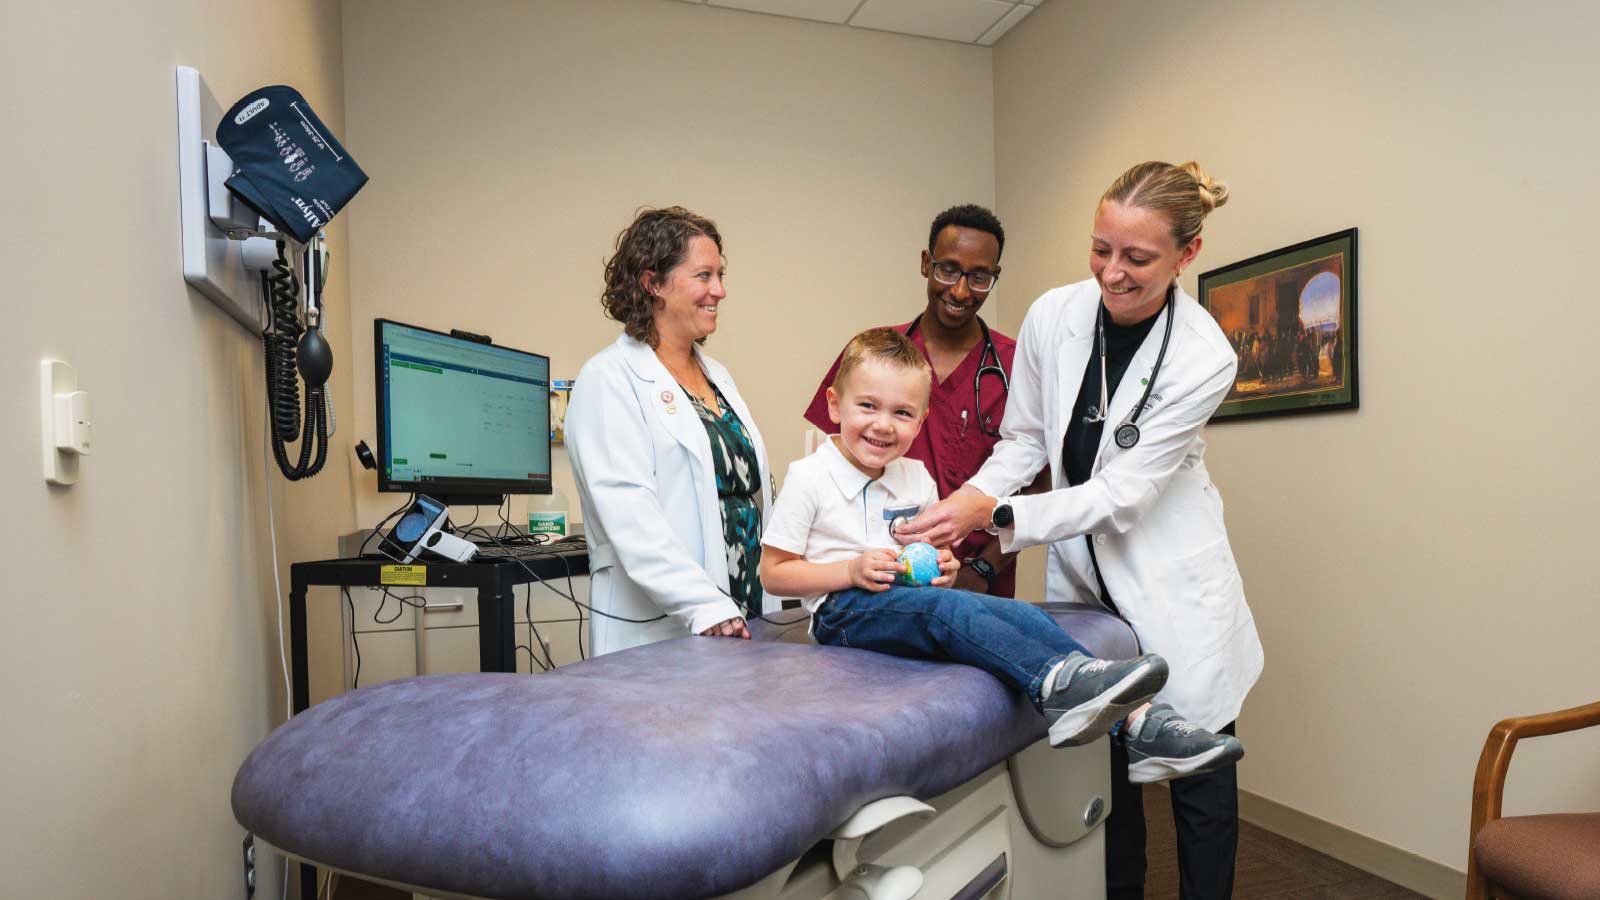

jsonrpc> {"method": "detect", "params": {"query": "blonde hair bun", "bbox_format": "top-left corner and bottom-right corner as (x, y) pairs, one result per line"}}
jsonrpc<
(1103, 160), (1231, 246)
(1180, 161), (1229, 212)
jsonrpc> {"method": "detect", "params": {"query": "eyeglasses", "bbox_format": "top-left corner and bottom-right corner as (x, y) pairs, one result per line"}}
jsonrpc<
(930, 260), (998, 293)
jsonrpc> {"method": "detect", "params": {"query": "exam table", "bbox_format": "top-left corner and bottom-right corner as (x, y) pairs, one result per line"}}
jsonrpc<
(232, 603), (1138, 900)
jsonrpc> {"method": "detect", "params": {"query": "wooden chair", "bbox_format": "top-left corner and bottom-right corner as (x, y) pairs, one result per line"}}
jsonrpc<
(1466, 699), (1600, 900)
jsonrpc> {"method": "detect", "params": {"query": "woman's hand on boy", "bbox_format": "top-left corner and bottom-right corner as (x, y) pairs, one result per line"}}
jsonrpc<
(930, 548), (960, 588)
(899, 486), (996, 549)
(849, 548), (902, 592)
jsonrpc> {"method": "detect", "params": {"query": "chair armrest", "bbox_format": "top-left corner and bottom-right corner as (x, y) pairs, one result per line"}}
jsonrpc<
(1469, 701), (1600, 847)
(1466, 700), (1600, 899)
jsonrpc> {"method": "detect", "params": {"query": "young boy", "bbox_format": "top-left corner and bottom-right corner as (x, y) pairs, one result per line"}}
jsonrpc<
(761, 328), (1243, 774)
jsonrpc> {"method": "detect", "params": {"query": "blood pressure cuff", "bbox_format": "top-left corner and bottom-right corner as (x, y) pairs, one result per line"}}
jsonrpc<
(216, 85), (367, 244)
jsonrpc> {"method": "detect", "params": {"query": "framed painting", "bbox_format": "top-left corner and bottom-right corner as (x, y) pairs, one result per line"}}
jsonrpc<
(550, 379), (574, 445)
(1197, 228), (1358, 420)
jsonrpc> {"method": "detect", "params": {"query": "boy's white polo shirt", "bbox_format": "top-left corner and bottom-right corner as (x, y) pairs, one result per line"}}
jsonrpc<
(762, 437), (938, 612)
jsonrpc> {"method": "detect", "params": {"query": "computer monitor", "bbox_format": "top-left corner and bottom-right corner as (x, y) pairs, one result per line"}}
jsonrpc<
(375, 319), (552, 505)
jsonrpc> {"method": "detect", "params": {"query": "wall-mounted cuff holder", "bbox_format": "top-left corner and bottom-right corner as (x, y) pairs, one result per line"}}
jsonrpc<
(177, 66), (302, 332)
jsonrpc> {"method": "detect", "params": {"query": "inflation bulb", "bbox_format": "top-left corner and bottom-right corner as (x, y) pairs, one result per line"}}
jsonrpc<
(297, 309), (334, 388)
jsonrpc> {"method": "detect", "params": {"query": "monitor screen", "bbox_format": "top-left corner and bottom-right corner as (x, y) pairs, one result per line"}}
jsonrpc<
(375, 319), (552, 498)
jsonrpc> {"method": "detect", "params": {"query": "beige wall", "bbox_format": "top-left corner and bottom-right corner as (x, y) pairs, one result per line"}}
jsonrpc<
(14, 0), (1594, 894)
(1, 2), (352, 897)
(994, 0), (1600, 880)
(339, 0), (997, 534)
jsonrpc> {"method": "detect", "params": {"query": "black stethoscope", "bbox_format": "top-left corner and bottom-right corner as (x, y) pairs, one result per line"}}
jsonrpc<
(906, 315), (1009, 438)
(1083, 289), (1175, 450)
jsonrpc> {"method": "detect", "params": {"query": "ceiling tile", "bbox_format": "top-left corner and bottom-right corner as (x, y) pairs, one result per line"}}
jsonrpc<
(849, 0), (1016, 44)
(708, 0), (864, 24)
(977, 2), (1033, 45)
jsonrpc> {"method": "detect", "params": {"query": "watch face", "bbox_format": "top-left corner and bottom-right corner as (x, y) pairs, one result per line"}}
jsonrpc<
(993, 504), (1013, 528)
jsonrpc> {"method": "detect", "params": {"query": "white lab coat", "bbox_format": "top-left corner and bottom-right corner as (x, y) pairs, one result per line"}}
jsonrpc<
(968, 278), (1263, 730)
(566, 334), (775, 656)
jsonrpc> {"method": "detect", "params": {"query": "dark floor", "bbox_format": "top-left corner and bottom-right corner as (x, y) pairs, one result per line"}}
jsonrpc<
(1141, 787), (1426, 900)
(331, 788), (1427, 899)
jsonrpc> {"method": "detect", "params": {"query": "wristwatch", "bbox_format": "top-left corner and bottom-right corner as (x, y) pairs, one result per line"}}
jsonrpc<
(962, 556), (998, 590)
(991, 501), (1014, 530)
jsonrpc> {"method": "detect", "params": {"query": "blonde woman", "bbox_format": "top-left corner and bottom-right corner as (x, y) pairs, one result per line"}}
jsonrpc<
(903, 162), (1262, 900)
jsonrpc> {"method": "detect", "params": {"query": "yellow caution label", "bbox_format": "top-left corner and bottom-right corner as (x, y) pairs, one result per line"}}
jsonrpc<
(380, 564), (426, 586)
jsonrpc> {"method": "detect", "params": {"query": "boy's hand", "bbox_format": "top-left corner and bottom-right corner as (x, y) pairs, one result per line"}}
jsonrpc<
(930, 548), (960, 588)
(849, 548), (903, 592)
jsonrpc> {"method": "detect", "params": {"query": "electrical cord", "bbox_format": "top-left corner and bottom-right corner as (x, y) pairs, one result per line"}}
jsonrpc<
(342, 587), (362, 689)
(494, 496), (510, 538)
(261, 402), (294, 900)
(516, 643), (550, 672)
(447, 519), (583, 667)
(344, 587), (437, 688)
(359, 494), (416, 558)
(373, 587), (426, 626)
(261, 242), (328, 480)
(525, 584), (557, 670)
(544, 548), (586, 661)
(457, 518), (802, 629)
(345, 502), (804, 684)
(262, 410), (292, 722)
(461, 525), (800, 629)
(345, 493), (419, 688)
(463, 526), (665, 624)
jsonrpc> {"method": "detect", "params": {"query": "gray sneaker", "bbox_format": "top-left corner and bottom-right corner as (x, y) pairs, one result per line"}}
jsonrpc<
(1040, 653), (1168, 747)
(1124, 703), (1245, 784)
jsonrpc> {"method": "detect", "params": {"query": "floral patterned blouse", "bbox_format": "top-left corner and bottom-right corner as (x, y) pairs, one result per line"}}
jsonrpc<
(683, 382), (764, 619)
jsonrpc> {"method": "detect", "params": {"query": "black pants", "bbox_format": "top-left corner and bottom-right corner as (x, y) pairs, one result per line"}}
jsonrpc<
(1105, 722), (1239, 900)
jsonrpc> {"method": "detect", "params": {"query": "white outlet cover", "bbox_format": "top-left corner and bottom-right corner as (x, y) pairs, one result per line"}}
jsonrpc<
(40, 360), (82, 485)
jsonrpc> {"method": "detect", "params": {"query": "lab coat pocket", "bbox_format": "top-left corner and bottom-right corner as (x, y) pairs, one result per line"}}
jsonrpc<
(1154, 538), (1246, 661)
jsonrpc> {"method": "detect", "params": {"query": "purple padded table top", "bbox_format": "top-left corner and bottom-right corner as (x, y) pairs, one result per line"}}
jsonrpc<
(232, 604), (1135, 900)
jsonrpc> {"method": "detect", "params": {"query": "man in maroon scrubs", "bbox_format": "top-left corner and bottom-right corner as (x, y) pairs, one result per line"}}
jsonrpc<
(803, 205), (1043, 596)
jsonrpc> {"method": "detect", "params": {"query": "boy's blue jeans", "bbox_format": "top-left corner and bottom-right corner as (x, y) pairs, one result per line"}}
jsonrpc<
(814, 585), (1091, 706)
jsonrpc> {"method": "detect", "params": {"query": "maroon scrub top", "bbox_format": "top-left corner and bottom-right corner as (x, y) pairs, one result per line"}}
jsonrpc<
(803, 319), (1020, 597)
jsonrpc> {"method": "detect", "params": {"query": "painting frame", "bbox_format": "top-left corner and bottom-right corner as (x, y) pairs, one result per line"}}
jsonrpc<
(550, 379), (574, 445)
(1197, 228), (1359, 421)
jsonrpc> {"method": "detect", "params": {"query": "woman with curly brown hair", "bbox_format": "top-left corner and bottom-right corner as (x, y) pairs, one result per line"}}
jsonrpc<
(566, 206), (775, 655)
